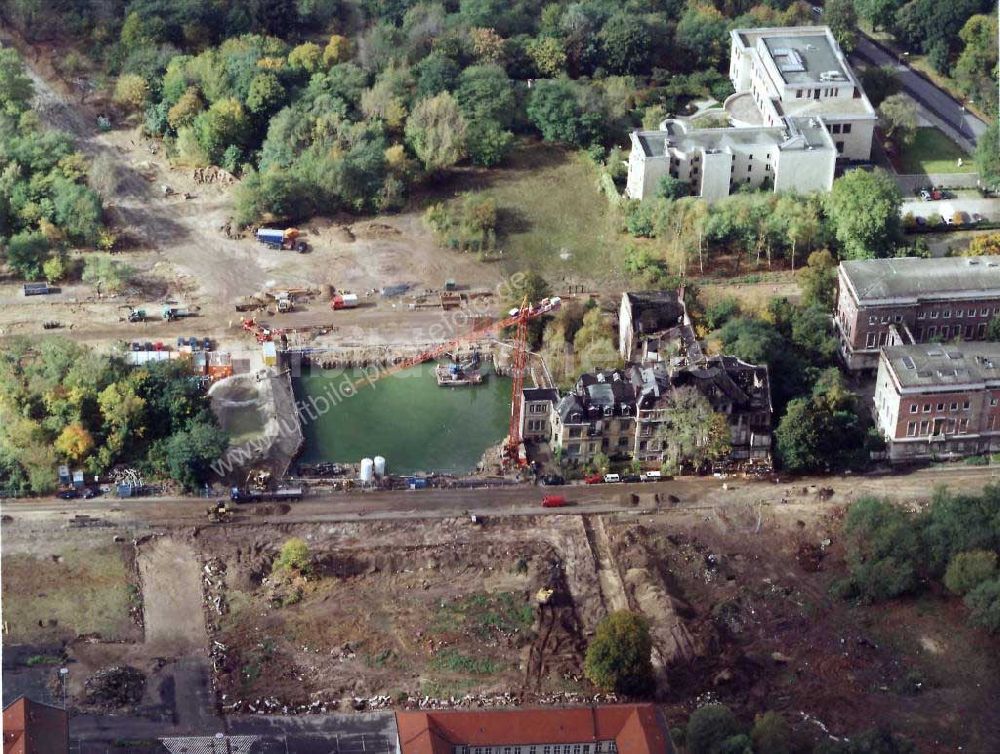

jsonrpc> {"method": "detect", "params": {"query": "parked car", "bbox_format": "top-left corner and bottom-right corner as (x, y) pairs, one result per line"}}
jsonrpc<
(82, 487), (102, 499)
(641, 471), (663, 482)
(603, 473), (622, 483)
(541, 494), (568, 508)
(584, 473), (604, 484)
(972, 213), (984, 223)
(58, 489), (79, 499)
(540, 474), (565, 486)
(622, 474), (642, 483)
(915, 215), (927, 226)
(919, 189), (931, 201)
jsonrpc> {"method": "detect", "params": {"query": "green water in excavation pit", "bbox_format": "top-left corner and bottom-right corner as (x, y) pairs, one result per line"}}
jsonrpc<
(294, 362), (513, 475)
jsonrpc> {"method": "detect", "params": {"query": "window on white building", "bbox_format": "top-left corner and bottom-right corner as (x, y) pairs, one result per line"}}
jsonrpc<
(843, 124), (852, 134)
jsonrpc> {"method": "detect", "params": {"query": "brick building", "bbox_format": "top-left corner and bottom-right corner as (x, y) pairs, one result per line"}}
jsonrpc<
(836, 256), (1000, 371)
(395, 704), (675, 754)
(874, 342), (1000, 461)
(3, 697), (69, 754)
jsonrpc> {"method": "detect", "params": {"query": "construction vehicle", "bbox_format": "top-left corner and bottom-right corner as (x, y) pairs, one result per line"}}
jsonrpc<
(256, 228), (308, 252)
(276, 293), (293, 313)
(120, 305), (147, 323)
(242, 317), (277, 343)
(207, 500), (233, 522)
(162, 306), (195, 321)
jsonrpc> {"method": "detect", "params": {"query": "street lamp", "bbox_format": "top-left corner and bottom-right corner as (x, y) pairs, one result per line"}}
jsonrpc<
(58, 667), (69, 708)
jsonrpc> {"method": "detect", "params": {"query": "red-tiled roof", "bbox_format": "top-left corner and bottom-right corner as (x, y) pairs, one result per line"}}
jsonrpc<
(396, 704), (673, 754)
(3, 697), (69, 754)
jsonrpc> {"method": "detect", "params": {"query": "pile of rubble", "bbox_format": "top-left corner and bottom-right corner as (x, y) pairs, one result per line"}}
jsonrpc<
(203, 558), (229, 619)
(222, 696), (340, 715)
(192, 166), (237, 184)
(84, 665), (145, 708)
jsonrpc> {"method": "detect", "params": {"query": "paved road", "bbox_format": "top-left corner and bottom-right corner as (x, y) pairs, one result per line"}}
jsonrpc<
(851, 35), (988, 149)
(901, 197), (1000, 223)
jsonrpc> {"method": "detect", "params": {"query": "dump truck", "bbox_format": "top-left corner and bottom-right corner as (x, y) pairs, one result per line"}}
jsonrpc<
(120, 305), (147, 323)
(162, 306), (195, 321)
(23, 282), (53, 296)
(256, 227), (308, 252)
(330, 293), (359, 310)
(276, 293), (293, 313)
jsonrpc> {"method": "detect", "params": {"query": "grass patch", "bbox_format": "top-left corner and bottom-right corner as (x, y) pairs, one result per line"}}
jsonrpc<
(1, 545), (137, 643)
(25, 654), (62, 666)
(431, 591), (535, 639)
(898, 128), (974, 175)
(429, 649), (501, 675)
(448, 142), (629, 282)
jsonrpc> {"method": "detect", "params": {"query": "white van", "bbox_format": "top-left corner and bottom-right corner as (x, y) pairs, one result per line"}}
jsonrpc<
(641, 471), (662, 482)
(603, 473), (621, 483)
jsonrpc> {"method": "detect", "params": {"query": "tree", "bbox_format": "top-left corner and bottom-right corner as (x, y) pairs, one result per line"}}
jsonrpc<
(878, 94), (918, 145)
(273, 537), (313, 575)
(193, 98), (250, 165)
(777, 195), (821, 271)
(675, 5), (729, 69)
(776, 370), (865, 473)
(157, 418), (229, 491)
(855, 0), (905, 31)
(686, 704), (742, 754)
(54, 423), (95, 461)
(583, 610), (654, 696)
(964, 233), (1000, 256)
(599, 13), (652, 75)
(246, 72), (286, 114)
(288, 42), (323, 73)
(405, 92), (467, 172)
(42, 254), (66, 282)
(469, 27), (506, 65)
(323, 34), (352, 66)
(751, 712), (791, 754)
(167, 86), (205, 130)
(825, 0), (858, 52)
(52, 178), (102, 245)
(965, 578), (1000, 633)
(113, 73), (150, 113)
(414, 52), (459, 99)
(975, 121), (1000, 193)
(944, 550), (998, 595)
(0, 47), (33, 116)
(953, 15), (998, 116)
(455, 65), (515, 127)
(826, 169), (902, 259)
(655, 387), (731, 471)
(920, 486), (1000, 576)
(859, 66), (900, 108)
(987, 317), (1000, 342)
(82, 255), (134, 293)
(526, 36), (567, 77)
(465, 121), (514, 167)
(655, 176), (690, 200)
(840, 497), (922, 602)
(4, 231), (50, 280)
(527, 79), (600, 147)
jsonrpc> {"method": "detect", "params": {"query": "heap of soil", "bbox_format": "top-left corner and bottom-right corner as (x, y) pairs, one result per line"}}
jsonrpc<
(84, 665), (145, 708)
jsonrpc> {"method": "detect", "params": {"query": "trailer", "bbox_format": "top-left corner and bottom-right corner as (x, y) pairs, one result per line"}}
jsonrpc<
(330, 293), (359, 310)
(229, 486), (303, 503)
(23, 282), (53, 296)
(162, 306), (195, 321)
(256, 227), (308, 253)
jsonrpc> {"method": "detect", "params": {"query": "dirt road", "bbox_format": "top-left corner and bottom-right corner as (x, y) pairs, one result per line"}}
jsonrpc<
(138, 538), (209, 653)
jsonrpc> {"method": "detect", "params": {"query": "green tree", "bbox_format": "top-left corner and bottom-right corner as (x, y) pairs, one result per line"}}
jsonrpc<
(4, 231), (50, 280)
(776, 370), (865, 473)
(82, 255), (134, 293)
(987, 317), (1000, 341)
(405, 92), (467, 172)
(526, 36), (567, 77)
(274, 537), (313, 574)
(655, 175), (690, 200)
(156, 418), (229, 491)
(194, 98), (250, 165)
(455, 65), (515, 127)
(965, 578), (1000, 633)
(953, 15), (998, 116)
(975, 121), (1000, 193)
(246, 72), (286, 114)
(288, 42), (323, 74)
(167, 86), (205, 130)
(527, 79), (601, 147)
(826, 168), (902, 259)
(859, 65), (900, 107)
(414, 52), (459, 99)
(878, 94), (918, 145)
(686, 704), (742, 754)
(599, 13), (652, 75)
(675, 5), (729, 69)
(944, 550), (998, 595)
(465, 121), (514, 167)
(840, 497), (922, 602)
(855, 0), (905, 31)
(825, 0), (858, 52)
(0, 47), (34, 116)
(113, 73), (150, 113)
(750, 711), (791, 754)
(655, 386), (731, 471)
(583, 610), (654, 696)
(799, 249), (839, 311)
(920, 486), (1000, 576)
(52, 178), (102, 244)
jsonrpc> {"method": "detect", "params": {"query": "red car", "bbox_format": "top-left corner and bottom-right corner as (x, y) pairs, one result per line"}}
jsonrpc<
(541, 495), (568, 508)
(584, 473), (604, 484)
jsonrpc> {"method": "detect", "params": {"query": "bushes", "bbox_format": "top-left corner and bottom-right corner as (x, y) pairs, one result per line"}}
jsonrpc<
(944, 550), (998, 595)
(583, 610), (654, 696)
(424, 193), (497, 253)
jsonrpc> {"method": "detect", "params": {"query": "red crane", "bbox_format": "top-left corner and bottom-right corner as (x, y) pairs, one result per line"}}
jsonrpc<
(507, 297), (531, 461)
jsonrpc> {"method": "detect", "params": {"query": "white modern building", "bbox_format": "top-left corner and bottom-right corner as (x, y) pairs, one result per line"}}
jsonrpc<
(626, 26), (877, 202)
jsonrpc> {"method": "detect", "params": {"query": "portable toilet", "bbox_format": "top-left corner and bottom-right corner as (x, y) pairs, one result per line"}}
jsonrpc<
(262, 341), (277, 367)
(58, 465), (70, 486)
(374, 456), (386, 478)
(72, 470), (85, 489)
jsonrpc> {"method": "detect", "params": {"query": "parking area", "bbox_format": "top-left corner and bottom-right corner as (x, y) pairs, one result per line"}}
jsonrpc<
(901, 196), (1000, 226)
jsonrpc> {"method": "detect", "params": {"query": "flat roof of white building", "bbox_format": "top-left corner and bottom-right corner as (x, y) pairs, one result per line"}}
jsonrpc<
(761, 32), (847, 85)
(842, 256), (1000, 304)
(633, 116), (833, 158)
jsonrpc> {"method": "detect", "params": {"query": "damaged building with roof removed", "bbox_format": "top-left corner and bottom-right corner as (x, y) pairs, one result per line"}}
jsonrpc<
(527, 291), (772, 470)
(626, 26), (875, 202)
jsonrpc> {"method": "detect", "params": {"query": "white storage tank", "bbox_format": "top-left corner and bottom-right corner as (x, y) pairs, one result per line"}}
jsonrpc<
(359, 457), (374, 484)
(374, 455), (386, 477)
